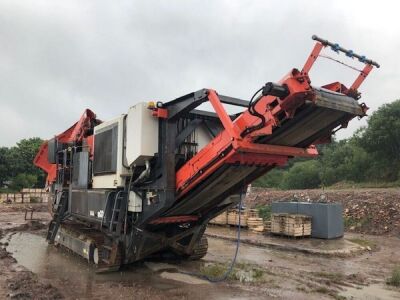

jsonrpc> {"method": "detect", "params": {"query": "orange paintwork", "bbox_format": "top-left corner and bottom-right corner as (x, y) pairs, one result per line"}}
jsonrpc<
(175, 39), (378, 198)
(33, 109), (99, 185)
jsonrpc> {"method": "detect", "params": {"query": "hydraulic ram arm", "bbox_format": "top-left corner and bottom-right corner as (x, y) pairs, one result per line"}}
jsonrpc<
(173, 35), (379, 199)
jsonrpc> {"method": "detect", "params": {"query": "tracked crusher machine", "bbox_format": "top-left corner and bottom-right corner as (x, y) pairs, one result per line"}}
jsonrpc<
(34, 36), (378, 271)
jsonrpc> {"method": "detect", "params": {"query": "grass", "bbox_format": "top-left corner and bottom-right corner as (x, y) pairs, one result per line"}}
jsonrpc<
(312, 285), (344, 299)
(386, 266), (400, 287)
(313, 286), (330, 294)
(29, 197), (41, 203)
(0, 187), (18, 193)
(312, 271), (345, 284)
(348, 238), (377, 250)
(344, 216), (358, 228)
(256, 204), (272, 221)
(327, 180), (400, 189)
(344, 216), (372, 229)
(296, 285), (307, 292)
(200, 262), (265, 283)
(253, 179), (400, 190)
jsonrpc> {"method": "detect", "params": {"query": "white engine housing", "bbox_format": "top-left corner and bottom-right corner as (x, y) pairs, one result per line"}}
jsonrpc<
(92, 102), (213, 195)
(126, 102), (159, 166)
(92, 116), (129, 189)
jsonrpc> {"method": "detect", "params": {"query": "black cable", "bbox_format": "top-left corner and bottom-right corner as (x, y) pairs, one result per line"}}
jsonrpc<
(179, 185), (244, 282)
(249, 87), (264, 107)
(241, 87), (266, 137)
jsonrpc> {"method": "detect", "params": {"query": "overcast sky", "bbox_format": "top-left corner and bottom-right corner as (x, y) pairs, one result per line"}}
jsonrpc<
(0, 0), (399, 147)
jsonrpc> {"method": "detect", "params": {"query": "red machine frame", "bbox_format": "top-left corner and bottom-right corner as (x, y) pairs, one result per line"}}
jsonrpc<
(34, 109), (99, 184)
(173, 36), (378, 198)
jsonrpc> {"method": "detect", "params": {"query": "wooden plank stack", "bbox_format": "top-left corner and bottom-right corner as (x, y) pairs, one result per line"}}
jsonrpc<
(0, 189), (48, 203)
(271, 213), (312, 237)
(247, 209), (259, 218)
(264, 220), (271, 233)
(210, 208), (256, 227)
(210, 211), (228, 225)
(209, 208), (274, 234)
(227, 210), (247, 227)
(247, 217), (264, 232)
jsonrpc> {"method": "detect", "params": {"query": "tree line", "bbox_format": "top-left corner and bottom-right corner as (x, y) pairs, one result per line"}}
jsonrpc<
(254, 99), (400, 189)
(0, 138), (45, 191)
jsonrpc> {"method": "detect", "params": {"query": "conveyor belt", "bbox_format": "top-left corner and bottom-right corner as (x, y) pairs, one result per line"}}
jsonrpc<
(165, 89), (364, 217)
(261, 88), (364, 147)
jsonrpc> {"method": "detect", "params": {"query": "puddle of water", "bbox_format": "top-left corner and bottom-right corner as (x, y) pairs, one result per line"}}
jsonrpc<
(3, 231), (49, 273)
(1, 232), (284, 299)
(2, 232), (186, 298)
(208, 238), (273, 264)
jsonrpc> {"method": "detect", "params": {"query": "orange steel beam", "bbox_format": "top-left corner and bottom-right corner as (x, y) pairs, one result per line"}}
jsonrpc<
(302, 42), (324, 74)
(233, 141), (318, 157)
(350, 63), (374, 91)
(208, 89), (241, 139)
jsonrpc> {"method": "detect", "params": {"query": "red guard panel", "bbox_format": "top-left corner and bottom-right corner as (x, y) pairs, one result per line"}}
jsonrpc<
(33, 109), (99, 184)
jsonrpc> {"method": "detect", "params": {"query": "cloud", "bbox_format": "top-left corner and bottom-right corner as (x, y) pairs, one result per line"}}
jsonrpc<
(0, 0), (398, 146)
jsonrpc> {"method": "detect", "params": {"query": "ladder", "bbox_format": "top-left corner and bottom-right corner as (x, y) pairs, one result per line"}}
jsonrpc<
(46, 191), (68, 243)
(108, 191), (128, 237)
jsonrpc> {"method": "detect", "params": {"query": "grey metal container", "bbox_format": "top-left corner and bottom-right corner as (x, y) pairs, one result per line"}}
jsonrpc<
(271, 202), (343, 239)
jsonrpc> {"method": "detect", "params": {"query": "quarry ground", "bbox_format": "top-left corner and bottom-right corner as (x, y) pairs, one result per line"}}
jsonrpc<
(1, 188), (400, 299)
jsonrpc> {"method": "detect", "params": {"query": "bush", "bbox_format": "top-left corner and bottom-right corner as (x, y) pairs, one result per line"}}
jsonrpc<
(386, 266), (400, 287)
(319, 141), (369, 186)
(253, 169), (285, 188)
(9, 173), (37, 191)
(355, 100), (400, 181)
(257, 205), (272, 221)
(280, 160), (321, 189)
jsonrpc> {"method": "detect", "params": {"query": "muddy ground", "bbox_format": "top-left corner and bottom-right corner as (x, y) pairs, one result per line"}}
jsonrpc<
(1, 197), (400, 299)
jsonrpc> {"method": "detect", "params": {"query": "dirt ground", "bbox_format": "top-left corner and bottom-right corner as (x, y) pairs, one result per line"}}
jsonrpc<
(1, 195), (400, 299)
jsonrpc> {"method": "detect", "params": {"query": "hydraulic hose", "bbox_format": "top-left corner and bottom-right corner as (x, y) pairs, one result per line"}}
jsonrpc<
(180, 186), (244, 283)
(241, 87), (265, 137)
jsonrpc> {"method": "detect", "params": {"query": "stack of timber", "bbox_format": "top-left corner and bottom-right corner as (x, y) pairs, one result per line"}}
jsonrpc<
(264, 220), (272, 233)
(210, 208), (261, 227)
(247, 209), (259, 218)
(227, 209), (248, 227)
(271, 213), (311, 237)
(0, 188), (48, 203)
(210, 211), (228, 225)
(247, 217), (264, 233)
(209, 208), (271, 231)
